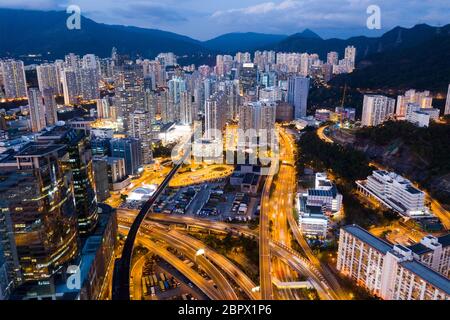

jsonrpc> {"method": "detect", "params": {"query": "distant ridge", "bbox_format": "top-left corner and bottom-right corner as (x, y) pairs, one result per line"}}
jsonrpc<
(0, 8), (449, 74)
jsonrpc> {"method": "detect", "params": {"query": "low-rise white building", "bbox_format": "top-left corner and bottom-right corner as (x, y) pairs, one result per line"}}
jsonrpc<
(405, 103), (440, 127)
(298, 214), (328, 238)
(356, 170), (431, 218)
(296, 173), (342, 238)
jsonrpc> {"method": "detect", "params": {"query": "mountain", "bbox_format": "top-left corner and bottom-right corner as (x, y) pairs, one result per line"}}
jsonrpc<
(289, 29), (322, 40)
(266, 23), (450, 61)
(331, 33), (450, 92)
(0, 8), (209, 60)
(203, 32), (287, 53)
(1, 7), (449, 81)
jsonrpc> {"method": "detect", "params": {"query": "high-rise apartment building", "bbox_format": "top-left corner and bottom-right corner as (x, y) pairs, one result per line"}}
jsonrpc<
(396, 89), (433, 117)
(62, 68), (79, 105)
(238, 100), (277, 146)
(168, 76), (186, 106)
(42, 87), (58, 126)
(96, 97), (111, 119)
(180, 91), (193, 125)
(344, 46), (356, 72)
(327, 51), (339, 65)
(299, 53), (310, 77)
(361, 95), (396, 127)
(82, 54), (99, 70)
(128, 110), (153, 165)
(205, 91), (228, 140)
(27, 88), (46, 133)
(239, 63), (258, 96)
(287, 76), (310, 119)
(337, 225), (450, 300)
(36, 63), (62, 95)
(156, 52), (177, 67)
(0, 59), (27, 99)
(80, 67), (99, 101)
(114, 65), (144, 130)
(445, 84), (450, 116)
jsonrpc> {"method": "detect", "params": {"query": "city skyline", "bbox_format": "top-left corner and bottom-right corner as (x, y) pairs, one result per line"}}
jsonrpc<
(0, 0), (449, 40)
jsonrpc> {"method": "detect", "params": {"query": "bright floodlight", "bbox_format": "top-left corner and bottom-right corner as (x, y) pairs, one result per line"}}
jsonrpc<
(196, 248), (205, 256)
(251, 286), (260, 292)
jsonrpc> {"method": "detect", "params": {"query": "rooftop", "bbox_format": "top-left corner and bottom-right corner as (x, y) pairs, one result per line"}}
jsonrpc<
(438, 234), (450, 247)
(408, 243), (432, 255)
(343, 225), (393, 254)
(400, 260), (450, 295)
(308, 186), (338, 198)
(15, 143), (65, 158)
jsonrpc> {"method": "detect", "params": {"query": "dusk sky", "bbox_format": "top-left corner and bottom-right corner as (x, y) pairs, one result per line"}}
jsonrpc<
(0, 0), (449, 40)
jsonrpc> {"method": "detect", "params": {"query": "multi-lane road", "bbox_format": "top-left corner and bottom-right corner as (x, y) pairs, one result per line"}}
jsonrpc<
(118, 220), (257, 300)
(259, 136), (278, 300)
(266, 126), (301, 300)
(117, 209), (339, 300)
(112, 123), (343, 300)
(281, 128), (346, 300)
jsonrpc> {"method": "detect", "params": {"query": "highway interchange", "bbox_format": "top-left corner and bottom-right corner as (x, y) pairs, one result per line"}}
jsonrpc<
(113, 126), (343, 300)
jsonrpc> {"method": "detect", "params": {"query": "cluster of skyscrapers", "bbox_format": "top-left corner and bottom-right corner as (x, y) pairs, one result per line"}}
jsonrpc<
(0, 43), (360, 300)
(361, 87), (448, 128)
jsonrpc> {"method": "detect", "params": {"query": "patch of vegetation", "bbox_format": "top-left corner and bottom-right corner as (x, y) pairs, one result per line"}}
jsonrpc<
(296, 130), (396, 228)
(190, 232), (259, 277)
(152, 142), (175, 158)
(308, 85), (364, 116)
(337, 275), (380, 300)
(356, 120), (450, 204)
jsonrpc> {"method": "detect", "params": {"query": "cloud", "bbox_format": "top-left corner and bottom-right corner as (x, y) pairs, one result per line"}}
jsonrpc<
(212, 0), (300, 17)
(0, 0), (449, 39)
(111, 2), (188, 23)
(210, 0), (450, 37)
(0, 0), (63, 10)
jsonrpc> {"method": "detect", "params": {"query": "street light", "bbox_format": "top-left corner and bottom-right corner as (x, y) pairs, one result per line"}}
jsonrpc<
(196, 248), (205, 256)
(195, 248), (206, 266)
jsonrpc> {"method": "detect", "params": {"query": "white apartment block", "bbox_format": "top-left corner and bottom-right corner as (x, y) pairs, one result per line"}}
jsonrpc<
(356, 170), (431, 218)
(0, 59), (27, 99)
(396, 89), (433, 117)
(361, 95), (396, 127)
(337, 225), (450, 300)
(409, 235), (450, 279)
(36, 63), (62, 95)
(405, 103), (439, 127)
(445, 84), (450, 116)
(344, 46), (356, 72)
